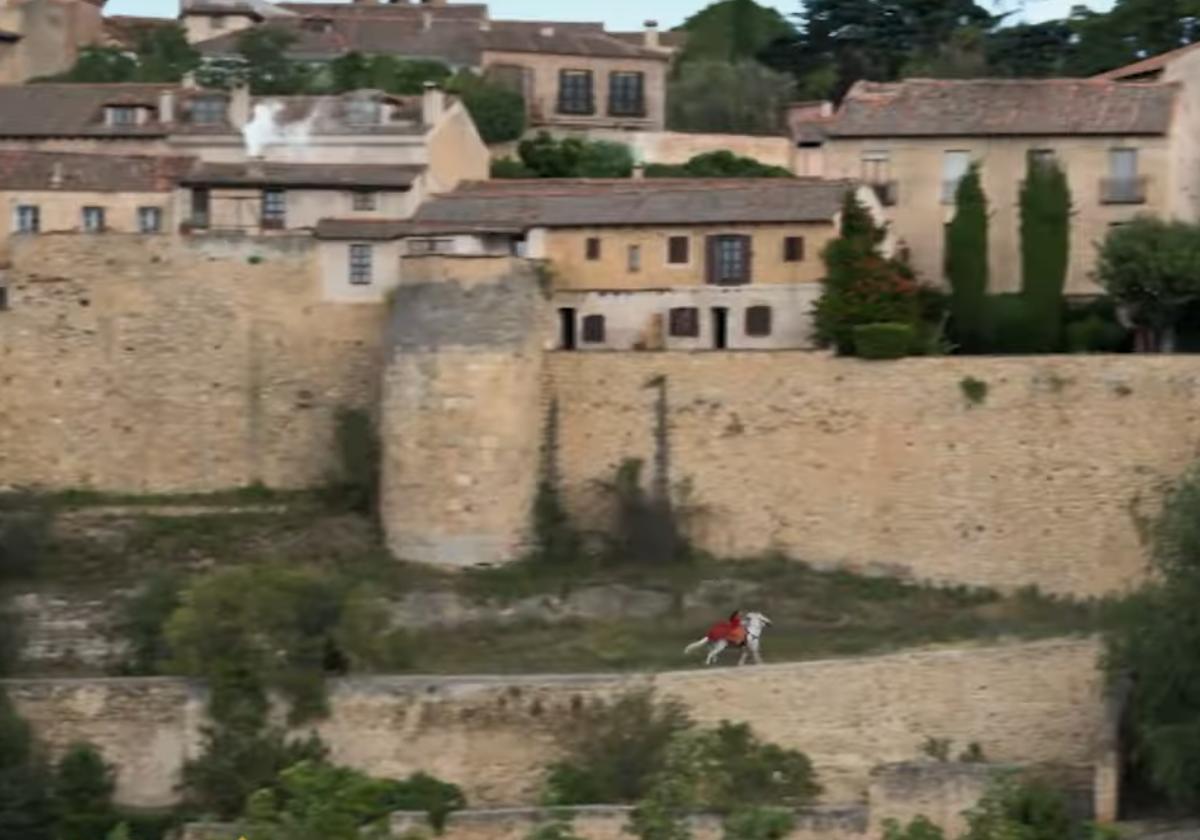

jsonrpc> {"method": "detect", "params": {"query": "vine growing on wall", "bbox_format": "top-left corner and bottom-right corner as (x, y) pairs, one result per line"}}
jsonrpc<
(531, 398), (584, 566)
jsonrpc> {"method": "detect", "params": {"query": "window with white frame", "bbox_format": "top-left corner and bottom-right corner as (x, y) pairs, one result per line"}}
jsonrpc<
(106, 106), (138, 126)
(138, 206), (162, 234)
(628, 244), (641, 273)
(349, 243), (373, 285)
(190, 96), (227, 125)
(261, 189), (286, 227)
(861, 150), (891, 183)
(82, 206), (105, 233)
(14, 205), (39, 234)
(941, 150), (971, 204)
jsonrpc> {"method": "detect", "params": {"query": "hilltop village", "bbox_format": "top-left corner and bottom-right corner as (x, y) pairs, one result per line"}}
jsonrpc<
(4, 1), (1200, 840)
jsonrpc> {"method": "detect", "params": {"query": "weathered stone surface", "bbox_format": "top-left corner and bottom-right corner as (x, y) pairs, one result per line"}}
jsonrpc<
(11, 591), (125, 672)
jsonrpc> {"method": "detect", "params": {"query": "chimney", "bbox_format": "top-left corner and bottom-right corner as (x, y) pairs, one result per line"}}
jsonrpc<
(632, 163), (645, 180)
(422, 9), (432, 30)
(158, 89), (176, 124)
(50, 162), (64, 189)
(229, 83), (251, 129)
(181, 71), (198, 90)
(422, 81), (444, 126)
(540, 25), (554, 37)
(643, 20), (659, 50)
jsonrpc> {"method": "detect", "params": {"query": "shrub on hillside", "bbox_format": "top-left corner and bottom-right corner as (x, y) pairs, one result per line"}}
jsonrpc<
(961, 775), (1072, 840)
(51, 744), (117, 840)
(852, 323), (915, 360)
(881, 816), (946, 840)
(492, 132), (634, 179)
(645, 150), (791, 178)
(450, 72), (526, 144)
(0, 691), (54, 840)
(721, 807), (795, 840)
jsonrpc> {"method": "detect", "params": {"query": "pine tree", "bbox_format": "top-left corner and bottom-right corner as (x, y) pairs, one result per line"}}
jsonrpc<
(1020, 159), (1071, 352)
(945, 164), (989, 353)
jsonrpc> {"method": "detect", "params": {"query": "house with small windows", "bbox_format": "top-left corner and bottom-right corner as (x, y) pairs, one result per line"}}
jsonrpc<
(0, 150), (192, 239)
(315, 178), (887, 345)
(791, 78), (1179, 295)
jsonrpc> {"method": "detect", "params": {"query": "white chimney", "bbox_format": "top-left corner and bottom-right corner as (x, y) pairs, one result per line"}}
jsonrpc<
(632, 163), (645, 180)
(540, 25), (554, 37)
(643, 20), (660, 50)
(422, 81), (445, 126)
(229, 83), (251, 129)
(50, 162), (64, 189)
(181, 71), (198, 90)
(422, 10), (432, 30)
(158, 89), (176, 124)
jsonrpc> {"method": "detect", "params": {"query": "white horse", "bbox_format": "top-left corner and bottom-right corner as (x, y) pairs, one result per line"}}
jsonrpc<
(683, 611), (772, 666)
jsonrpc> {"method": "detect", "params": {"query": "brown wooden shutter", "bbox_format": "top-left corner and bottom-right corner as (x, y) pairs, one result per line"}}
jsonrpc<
(705, 236), (718, 285)
(741, 235), (753, 283)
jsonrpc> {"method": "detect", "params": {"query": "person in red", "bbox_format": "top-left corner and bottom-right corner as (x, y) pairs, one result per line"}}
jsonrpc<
(707, 610), (747, 646)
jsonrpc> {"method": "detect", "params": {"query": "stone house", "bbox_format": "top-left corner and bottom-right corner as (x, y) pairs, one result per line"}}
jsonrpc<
(186, 0), (670, 133)
(791, 78), (1178, 295)
(0, 0), (106, 85)
(316, 178), (887, 348)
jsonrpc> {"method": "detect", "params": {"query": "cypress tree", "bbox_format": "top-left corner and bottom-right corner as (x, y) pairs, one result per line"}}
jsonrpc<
(945, 163), (989, 353)
(1020, 159), (1071, 352)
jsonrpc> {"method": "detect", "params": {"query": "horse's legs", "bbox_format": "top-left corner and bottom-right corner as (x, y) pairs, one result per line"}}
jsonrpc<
(706, 641), (726, 666)
(738, 647), (749, 666)
(750, 639), (763, 664)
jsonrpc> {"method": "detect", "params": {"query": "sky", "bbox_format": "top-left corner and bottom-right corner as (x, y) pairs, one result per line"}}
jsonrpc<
(106, 0), (1118, 31)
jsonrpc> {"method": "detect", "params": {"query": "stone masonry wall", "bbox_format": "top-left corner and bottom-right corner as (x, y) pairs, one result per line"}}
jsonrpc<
(0, 234), (385, 492)
(380, 255), (545, 567)
(4, 638), (1103, 810)
(547, 353), (1200, 597)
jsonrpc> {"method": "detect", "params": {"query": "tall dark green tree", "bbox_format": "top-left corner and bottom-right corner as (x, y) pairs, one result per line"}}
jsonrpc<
(1019, 159), (1071, 352)
(675, 0), (796, 65)
(0, 692), (52, 840)
(945, 163), (988, 353)
(51, 745), (117, 840)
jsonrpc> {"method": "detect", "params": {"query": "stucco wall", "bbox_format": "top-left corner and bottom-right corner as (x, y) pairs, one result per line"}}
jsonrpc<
(0, 234), (385, 492)
(1, 190), (175, 237)
(2, 638), (1104, 811)
(547, 353), (1200, 597)
(822, 134), (1170, 295)
(425, 101), (491, 193)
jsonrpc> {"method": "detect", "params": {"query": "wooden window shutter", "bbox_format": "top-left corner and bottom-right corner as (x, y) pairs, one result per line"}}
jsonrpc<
(705, 236), (718, 285)
(741, 234), (753, 283)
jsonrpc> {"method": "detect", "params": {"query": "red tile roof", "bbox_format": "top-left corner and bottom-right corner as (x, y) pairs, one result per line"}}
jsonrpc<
(0, 151), (193, 192)
(0, 84), (176, 137)
(181, 161), (423, 189)
(830, 78), (1177, 137)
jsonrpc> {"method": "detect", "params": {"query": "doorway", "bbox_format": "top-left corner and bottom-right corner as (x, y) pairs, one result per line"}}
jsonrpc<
(711, 307), (729, 350)
(559, 308), (577, 350)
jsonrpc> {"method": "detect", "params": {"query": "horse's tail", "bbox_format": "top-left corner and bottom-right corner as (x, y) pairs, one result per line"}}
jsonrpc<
(684, 638), (708, 655)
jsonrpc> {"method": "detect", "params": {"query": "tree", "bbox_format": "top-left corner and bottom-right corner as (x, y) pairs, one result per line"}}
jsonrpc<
(645, 150), (791, 178)
(493, 132), (634, 179)
(0, 692), (53, 840)
(51, 744), (117, 840)
(675, 0), (796, 65)
(1095, 216), (1200, 352)
(328, 53), (451, 95)
(667, 61), (794, 135)
(37, 25), (198, 84)
(446, 70), (526, 144)
(1019, 159), (1071, 352)
(197, 26), (313, 94)
(960, 775), (1073, 840)
(945, 164), (989, 352)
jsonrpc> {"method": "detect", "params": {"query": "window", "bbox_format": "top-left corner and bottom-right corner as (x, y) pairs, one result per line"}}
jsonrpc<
(608, 71), (645, 117)
(14, 205), (38, 234)
(628, 244), (641, 273)
(137, 206), (162, 234)
(345, 98), (381, 126)
(261, 189), (286, 228)
(706, 235), (751, 286)
(783, 236), (805, 262)
(669, 307), (699, 337)
(0, 287), (7, 312)
(1104, 148), (1144, 204)
(191, 188), (210, 228)
(861, 150), (890, 183)
(191, 96), (227, 125)
(349, 244), (373, 285)
(558, 70), (594, 115)
(941, 150), (971, 204)
(582, 314), (605, 344)
(407, 238), (454, 255)
(585, 237), (601, 260)
(1028, 148), (1056, 171)
(81, 206), (105, 233)
(667, 236), (689, 265)
(745, 305), (772, 337)
(107, 106), (137, 126)
(352, 191), (377, 211)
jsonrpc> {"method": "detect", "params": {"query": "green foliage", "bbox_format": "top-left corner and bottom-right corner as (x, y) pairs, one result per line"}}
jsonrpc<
(502, 132), (633, 179)
(920, 736), (952, 762)
(981, 294), (1041, 354)
(1019, 160), (1071, 353)
(644, 151), (792, 179)
(1096, 216), (1200, 351)
(721, 807), (795, 840)
(329, 53), (451, 95)
(0, 512), (48, 581)
(1065, 314), (1128, 354)
(676, 0), (795, 65)
(960, 377), (988, 405)
(42, 26), (198, 83)
(116, 571), (183, 675)
(946, 164), (989, 352)
(852, 323), (915, 360)
(246, 760), (464, 839)
(525, 819), (585, 840)
(51, 744), (117, 840)
(106, 823), (133, 840)
(531, 475), (582, 567)
(543, 690), (693, 806)
(0, 691), (53, 840)
(961, 775), (1072, 840)
(324, 407), (381, 519)
(882, 816), (946, 840)
(491, 158), (536, 178)
(666, 61), (793, 135)
(599, 458), (692, 566)
(47, 47), (137, 83)
(812, 192), (921, 355)
(197, 26), (313, 94)
(447, 70), (527, 144)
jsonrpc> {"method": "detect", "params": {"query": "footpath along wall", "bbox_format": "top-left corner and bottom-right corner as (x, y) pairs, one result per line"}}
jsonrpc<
(4, 639), (1105, 810)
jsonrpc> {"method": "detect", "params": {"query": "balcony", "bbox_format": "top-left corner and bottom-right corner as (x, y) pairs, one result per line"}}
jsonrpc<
(870, 181), (899, 207)
(1100, 177), (1148, 205)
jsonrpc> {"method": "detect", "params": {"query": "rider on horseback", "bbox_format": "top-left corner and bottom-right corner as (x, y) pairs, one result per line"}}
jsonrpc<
(708, 610), (747, 647)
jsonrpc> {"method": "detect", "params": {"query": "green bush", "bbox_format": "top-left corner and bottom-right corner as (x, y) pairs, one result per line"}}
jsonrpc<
(116, 571), (182, 675)
(0, 512), (49, 581)
(881, 816), (946, 840)
(543, 690), (693, 805)
(1019, 160), (1071, 352)
(961, 775), (1072, 840)
(721, 807), (795, 840)
(0, 690), (54, 840)
(1065, 314), (1127, 354)
(852, 323), (915, 360)
(645, 150), (791, 178)
(51, 743), (117, 840)
(982, 294), (1040, 354)
(491, 157), (536, 178)
(324, 407), (380, 519)
(526, 819), (584, 840)
(960, 377), (988, 405)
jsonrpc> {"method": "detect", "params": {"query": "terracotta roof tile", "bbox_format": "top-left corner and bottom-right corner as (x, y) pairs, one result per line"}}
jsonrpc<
(0, 84), (176, 137)
(315, 218), (522, 240)
(830, 78), (1177, 137)
(0, 151), (194, 192)
(181, 161), (424, 188)
(402, 178), (853, 231)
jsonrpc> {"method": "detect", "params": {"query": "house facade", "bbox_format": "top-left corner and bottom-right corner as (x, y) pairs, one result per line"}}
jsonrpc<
(792, 79), (1178, 296)
(0, 0), (107, 84)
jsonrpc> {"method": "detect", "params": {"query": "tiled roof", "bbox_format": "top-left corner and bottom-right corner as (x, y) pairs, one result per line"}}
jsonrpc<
(181, 161), (424, 188)
(277, 2), (488, 20)
(180, 0), (292, 19)
(403, 178), (854, 230)
(1093, 44), (1200, 81)
(0, 151), (193, 192)
(829, 79), (1177, 137)
(315, 218), (523, 240)
(610, 30), (688, 50)
(0, 84), (176, 137)
(196, 16), (667, 62)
